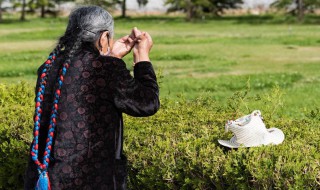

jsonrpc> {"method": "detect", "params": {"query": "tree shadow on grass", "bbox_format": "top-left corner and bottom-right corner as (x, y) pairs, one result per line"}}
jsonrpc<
(214, 15), (274, 24)
(0, 19), (25, 25)
(0, 15), (67, 25)
(115, 15), (184, 23)
(209, 14), (320, 25)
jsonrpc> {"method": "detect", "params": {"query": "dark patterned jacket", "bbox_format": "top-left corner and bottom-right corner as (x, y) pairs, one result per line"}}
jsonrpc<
(24, 49), (160, 190)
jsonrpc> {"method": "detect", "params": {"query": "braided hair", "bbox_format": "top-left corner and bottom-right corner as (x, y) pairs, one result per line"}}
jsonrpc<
(30, 6), (114, 190)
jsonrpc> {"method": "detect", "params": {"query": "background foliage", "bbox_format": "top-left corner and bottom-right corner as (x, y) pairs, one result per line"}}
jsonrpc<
(165, 0), (243, 20)
(2, 0), (320, 22)
(272, 0), (320, 21)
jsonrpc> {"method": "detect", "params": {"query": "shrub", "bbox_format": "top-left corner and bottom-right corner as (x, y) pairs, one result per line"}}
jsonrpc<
(124, 87), (320, 189)
(0, 82), (34, 190)
(0, 82), (319, 189)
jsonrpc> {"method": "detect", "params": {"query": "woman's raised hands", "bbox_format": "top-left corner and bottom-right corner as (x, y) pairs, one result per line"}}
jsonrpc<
(111, 27), (153, 64)
(133, 31), (153, 64)
(129, 27), (153, 64)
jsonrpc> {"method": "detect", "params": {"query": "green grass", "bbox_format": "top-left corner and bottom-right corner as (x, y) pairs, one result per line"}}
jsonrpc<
(0, 15), (320, 117)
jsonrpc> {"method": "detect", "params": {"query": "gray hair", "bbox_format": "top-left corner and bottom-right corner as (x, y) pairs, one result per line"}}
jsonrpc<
(68, 5), (114, 40)
(58, 5), (114, 54)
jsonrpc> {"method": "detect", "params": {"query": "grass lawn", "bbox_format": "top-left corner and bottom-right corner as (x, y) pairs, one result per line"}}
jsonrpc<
(0, 15), (319, 118)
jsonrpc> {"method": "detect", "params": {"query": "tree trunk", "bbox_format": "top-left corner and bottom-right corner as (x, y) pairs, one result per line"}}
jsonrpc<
(0, 1), (2, 23)
(20, 0), (26, 21)
(297, 0), (304, 22)
(121, 0), (126, 18)
(186, 0), (194, 21)
(41, 5), (45, 18)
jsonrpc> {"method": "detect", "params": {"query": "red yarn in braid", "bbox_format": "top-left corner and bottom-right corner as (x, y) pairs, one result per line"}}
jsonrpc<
(31, 39), (81, 190)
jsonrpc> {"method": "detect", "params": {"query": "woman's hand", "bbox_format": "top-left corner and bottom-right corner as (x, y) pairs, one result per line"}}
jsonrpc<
(111, 35), (135, 59)
(133, 31), (153, 64)
(110, 27), (153, 63)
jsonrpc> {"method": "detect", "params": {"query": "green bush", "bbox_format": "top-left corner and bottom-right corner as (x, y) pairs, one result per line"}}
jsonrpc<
(124, 87), (320, 189)
(0, 83), (319, 189)
(0, 82), (34, 190)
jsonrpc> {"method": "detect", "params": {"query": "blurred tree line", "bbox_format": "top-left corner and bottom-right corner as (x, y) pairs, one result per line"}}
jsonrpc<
(272, 0), (320, 22)
(0, 0), (320, 22)
(166, 0), (320, 21)
(0, 0), (149, 21)
(165, 0), (243, 21)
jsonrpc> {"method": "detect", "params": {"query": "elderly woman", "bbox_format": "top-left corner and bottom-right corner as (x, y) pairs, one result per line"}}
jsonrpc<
(24, 6), (159, 190)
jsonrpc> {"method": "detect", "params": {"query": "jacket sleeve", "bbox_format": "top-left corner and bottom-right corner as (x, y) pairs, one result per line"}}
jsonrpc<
(110, 59), (160, 117)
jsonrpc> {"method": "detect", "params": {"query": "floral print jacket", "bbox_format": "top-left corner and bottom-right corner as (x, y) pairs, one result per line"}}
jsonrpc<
(24, 50), (160, 190)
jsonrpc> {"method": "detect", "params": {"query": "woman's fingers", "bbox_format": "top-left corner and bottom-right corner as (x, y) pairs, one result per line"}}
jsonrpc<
(127, 37), (136, 48)
(144, 32), (152, 43)
(127, 36), (134, 43)
(135, 32), (147, 41)
(133, 27), (142, 38)
(145, 32), (153, 49)
(117, 35), (129, 43)
(117, 35), (135, 49)
(129, 29), (135, 40)
(129, 27), (144, 43)
(122, 35), (129, 41)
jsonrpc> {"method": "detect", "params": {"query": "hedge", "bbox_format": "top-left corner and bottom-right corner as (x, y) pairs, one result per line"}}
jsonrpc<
(0, 82), (319, 189)
(0, 82), (33, 189)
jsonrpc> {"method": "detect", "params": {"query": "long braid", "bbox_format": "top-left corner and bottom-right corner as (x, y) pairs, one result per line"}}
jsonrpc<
(31, 45), (60, 169)
(42, 37), (82, 168)
(31, 38), (82, 190)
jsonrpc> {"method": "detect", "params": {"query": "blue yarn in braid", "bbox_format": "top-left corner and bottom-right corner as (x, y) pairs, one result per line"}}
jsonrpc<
(31, 46), (59, 169)
(31, 39), (82, 190)
(30, 46), (59, 190)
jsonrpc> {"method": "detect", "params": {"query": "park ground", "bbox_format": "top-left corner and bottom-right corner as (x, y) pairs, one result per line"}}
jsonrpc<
(0, 14), (319, 118)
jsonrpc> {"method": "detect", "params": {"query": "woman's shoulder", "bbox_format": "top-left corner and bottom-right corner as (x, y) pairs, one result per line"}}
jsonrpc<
(97, 56), (125, 65)
(79, 50), (128, 72)
(95, 56), (128, 71)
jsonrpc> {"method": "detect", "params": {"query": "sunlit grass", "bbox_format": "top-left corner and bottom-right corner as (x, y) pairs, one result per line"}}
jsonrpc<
(0, 15), (319, 117)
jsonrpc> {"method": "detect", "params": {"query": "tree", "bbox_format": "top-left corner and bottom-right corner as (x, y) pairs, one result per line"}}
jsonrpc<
(207, 0), (243, 16)
(165, 0), (208, 21)
(38, 0), (47, 18)
(37, 0), (66, 18)
(81, 0), (120, 16)
(0, 0), (3, 22)
(17, 0), (59, 19)
(137, 0), (148, 7)
(272, 0), (320, 22)
(10, 0), (29, 21)
(121, 0), (125, 17)
(14, 0), (36, 21)
(165, 0), (243, 21)
(20, 0), (27, 20)
(81, 0), (149, 18)
(120, 0), (149, 18)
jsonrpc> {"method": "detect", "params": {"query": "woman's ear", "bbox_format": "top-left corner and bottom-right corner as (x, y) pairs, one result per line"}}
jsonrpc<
(99, 31), (109, 48)
(98, 31), (111, 55)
